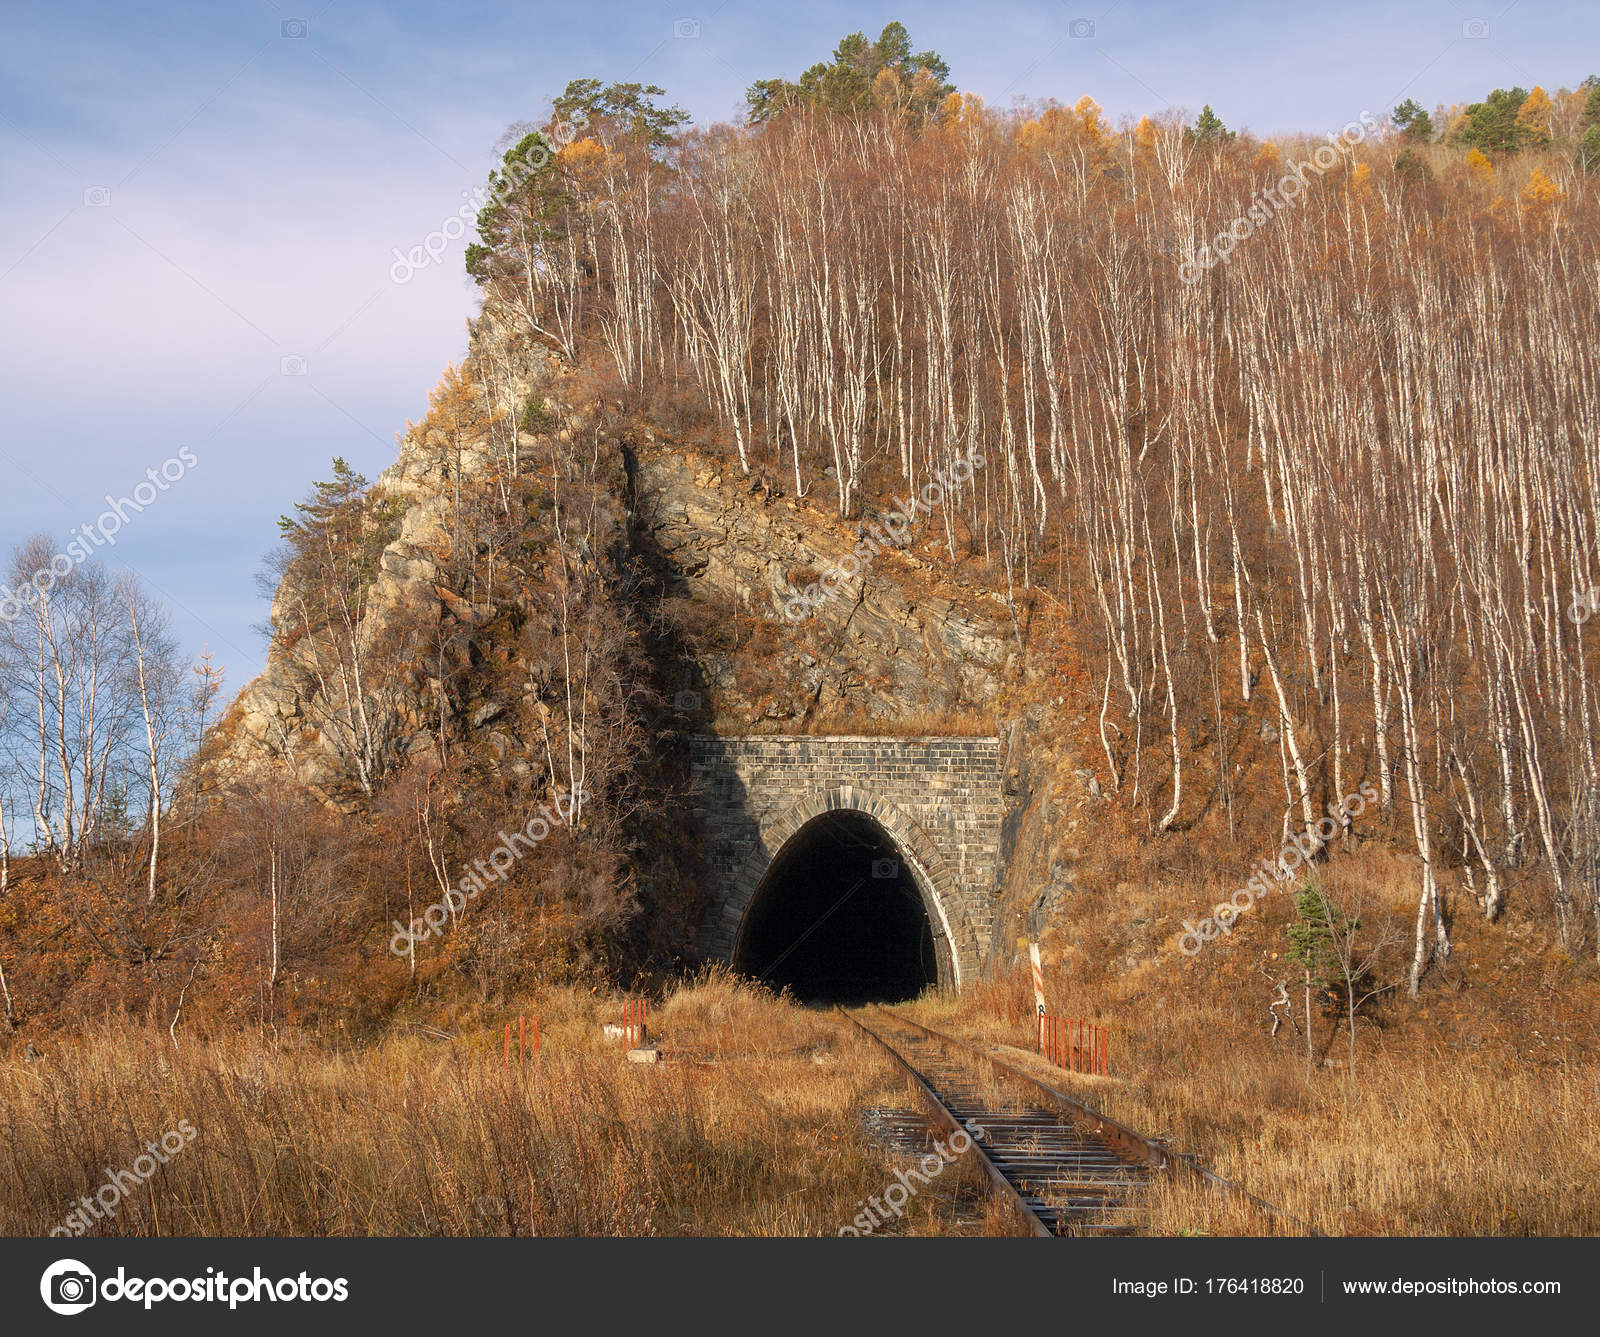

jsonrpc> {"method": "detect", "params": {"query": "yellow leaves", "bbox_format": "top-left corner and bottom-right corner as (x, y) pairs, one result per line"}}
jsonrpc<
(1515, 86), (1553, 146)
(1071, 95), (1108, 143)
(1134, 115), (1157, 154)
(1465, 148), (1493, 184)
(1519, 166), (1564, 216)
(1016, 96), (1110, 165)
(409, 362), (488, 444)
(871, 66), (904, 109)
(906, 66), (946, 112)
(555, 137), (614, 177)
(1350, 161), (1373, 196)
(936, 91), (983, 126)
(1255, 141), (1282, 172)
(1015, 111), (1052, 153)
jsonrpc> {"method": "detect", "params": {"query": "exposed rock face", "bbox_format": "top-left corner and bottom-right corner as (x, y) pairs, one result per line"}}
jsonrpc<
(215, 323), (557, 808)
(220, 489), (445, 808)
(635, 448), (1012, 725)
(214, 315), (1027, 965)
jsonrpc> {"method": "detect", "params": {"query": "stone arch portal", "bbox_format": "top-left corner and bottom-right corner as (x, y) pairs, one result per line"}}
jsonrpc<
(726, 787), (966, 1001)
(690, 735), (1003, 996)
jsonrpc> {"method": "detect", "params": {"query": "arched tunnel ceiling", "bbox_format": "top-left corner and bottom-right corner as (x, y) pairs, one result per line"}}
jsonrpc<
(734, 810), (938, 1005)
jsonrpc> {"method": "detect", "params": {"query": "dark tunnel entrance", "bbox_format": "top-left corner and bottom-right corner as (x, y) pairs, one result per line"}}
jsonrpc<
(733, 810), (940, 1005)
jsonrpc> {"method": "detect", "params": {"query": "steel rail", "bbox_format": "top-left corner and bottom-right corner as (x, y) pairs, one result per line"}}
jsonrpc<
(876, 1006), (1322, 1236)
(839, 1007), (1052, 1237)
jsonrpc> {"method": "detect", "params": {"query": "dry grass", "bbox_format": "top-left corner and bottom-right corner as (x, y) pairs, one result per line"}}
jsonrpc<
(901, 845), (1600, 1237)
(0, 973), (998, 1238)
(6, 899), (1592, 1238)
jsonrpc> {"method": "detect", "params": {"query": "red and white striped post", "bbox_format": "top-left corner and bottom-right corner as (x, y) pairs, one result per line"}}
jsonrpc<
(1028, 943), (1046, 1054)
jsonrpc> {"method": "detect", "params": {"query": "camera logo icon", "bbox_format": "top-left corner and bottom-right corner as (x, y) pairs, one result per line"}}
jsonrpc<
(1463, 18), (1489, 38)
(281, 18), (308, 38)
(672, 689), (701, 711)
(674, 18), (701, 39)
(41, 1260), (97, 1315)
(871, 857), (899, 879)
(1069, 18), (1095, 38)
(83, 186), (111, 207)
(280, 354), (309, 376)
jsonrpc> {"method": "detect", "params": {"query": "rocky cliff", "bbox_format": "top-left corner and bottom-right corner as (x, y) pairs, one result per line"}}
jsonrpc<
(217, 315), (1019, 795)
(210, 309), (1106, 974)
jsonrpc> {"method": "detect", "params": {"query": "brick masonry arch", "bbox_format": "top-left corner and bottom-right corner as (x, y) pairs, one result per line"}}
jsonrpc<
(690, 736), (1004, 990)
(726, 785), (971, 989)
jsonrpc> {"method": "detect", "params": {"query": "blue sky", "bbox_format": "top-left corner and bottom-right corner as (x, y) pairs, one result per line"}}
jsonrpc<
(1, 0), (1594, 694)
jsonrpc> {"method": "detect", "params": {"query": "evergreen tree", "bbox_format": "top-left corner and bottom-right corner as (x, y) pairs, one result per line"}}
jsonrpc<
(1393, 98), (1435, 142)
(1286, 883), (1345, 988)
(1394, 147), (1433, 183)
(745, 21), (954, 124)
(1579, 125), (1600, 173)
(551, 79), (687, 152)
(1190, 104), (1235, 145)
(466, 80), (685, 285)
(1286, 881), (1351, 1063)
(1455, 86), (1532, 153)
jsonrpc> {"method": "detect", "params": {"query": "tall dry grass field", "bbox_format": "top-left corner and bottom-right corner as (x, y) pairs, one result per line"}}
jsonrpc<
(0, 975), (997, 1237)
(907, 846), (1600, 1236)
(4, 908), (1593, 1238)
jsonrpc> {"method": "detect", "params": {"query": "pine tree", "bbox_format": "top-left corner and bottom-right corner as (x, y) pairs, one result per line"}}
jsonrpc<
(1286, 882), (1344, 1064)
(1456, 87), (1532, 153)
(745, 22), (953, 124)
(1580, 125), (1600, 173)
(1190, 104), (1234, 145)
(1393, 98), (1435, 142)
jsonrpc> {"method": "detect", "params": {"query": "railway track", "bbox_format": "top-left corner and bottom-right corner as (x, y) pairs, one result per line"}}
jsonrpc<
(844, 1005), (1314, 1238)
(844, 1006), (1152, 1235)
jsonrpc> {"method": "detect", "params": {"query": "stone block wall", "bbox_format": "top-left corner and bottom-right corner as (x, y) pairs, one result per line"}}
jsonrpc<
(689, 735), (1005, 987)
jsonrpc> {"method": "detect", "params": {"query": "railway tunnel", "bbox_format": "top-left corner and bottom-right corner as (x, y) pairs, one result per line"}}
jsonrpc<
(731, 810), (939, 1004)
(692, 735), (1005, 994)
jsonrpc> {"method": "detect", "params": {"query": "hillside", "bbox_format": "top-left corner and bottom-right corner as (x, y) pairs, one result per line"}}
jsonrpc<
(2, 37), (1599, 1240)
